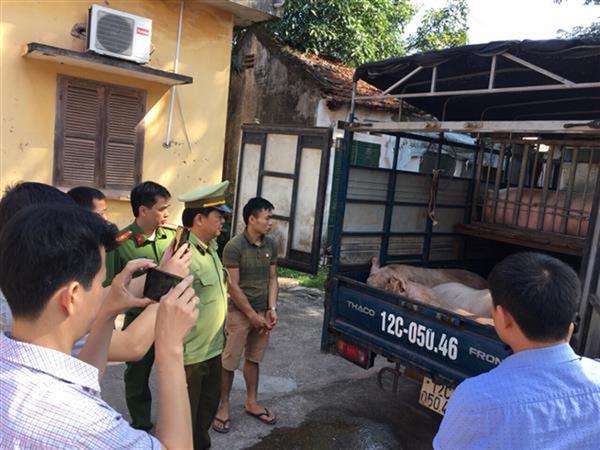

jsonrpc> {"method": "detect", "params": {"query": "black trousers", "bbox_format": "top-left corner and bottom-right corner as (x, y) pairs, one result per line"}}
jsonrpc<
(184, 355), (222, 450)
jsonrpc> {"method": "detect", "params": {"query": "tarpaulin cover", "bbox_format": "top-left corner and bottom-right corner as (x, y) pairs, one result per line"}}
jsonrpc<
(354, 39), (600, 121)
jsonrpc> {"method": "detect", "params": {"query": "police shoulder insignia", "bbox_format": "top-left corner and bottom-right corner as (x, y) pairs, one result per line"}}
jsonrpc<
(135, 232), (145, 246)
(115, 230), (132, 244)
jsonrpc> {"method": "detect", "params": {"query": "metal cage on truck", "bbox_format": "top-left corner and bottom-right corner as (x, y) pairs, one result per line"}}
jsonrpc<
(321, 38), (600, 414)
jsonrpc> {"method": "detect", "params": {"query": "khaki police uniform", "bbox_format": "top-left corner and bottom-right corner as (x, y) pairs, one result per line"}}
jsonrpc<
(178, 181), (231, 450)
(104, 221), (176, 431)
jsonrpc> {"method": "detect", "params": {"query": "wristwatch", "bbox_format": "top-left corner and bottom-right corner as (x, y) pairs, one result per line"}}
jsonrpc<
(269, 306), (277, 312)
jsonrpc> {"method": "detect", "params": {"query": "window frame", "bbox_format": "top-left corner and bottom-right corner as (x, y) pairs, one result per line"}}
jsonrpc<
(53, 75), (146, 192)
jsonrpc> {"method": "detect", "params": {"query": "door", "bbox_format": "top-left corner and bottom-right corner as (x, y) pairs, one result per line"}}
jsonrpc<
(576, 175), (600, 357)
(233, 124), (332, 274)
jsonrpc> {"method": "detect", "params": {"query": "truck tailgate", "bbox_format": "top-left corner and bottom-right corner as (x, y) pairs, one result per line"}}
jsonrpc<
(327, 275), (512, 383)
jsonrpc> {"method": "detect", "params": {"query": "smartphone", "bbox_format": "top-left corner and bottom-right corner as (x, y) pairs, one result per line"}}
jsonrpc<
(143, 267), (184, 301)
(175, 226), (191, 252)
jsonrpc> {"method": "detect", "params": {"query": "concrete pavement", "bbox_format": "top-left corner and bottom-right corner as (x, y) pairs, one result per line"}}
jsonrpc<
(100, 281), (441, 449)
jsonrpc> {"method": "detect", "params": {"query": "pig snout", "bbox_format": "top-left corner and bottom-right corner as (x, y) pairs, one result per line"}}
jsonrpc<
(384, 273), (450, 309)
(366, 268), (391, 291)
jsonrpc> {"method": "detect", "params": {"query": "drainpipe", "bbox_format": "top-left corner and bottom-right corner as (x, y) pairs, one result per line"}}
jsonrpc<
(164, 0), (184, 147)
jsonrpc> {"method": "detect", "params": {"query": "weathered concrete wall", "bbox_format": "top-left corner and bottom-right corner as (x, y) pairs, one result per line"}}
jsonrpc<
(223, 31), (322, 186)
(1, 1), (233, 228)
(223, 31), (424, 260)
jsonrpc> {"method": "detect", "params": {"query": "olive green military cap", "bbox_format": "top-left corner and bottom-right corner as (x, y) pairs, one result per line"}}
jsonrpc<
(178, 180), (232, 213)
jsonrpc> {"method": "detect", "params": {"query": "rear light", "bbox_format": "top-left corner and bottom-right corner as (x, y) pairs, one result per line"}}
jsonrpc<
(336, 339), (371, 368)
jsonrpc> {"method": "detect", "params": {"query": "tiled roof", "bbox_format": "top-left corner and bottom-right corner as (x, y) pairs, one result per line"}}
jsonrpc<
(254, 30), (417, 113)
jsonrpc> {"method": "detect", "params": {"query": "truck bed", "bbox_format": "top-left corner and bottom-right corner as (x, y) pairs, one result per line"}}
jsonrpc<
(325, 273), (512, 384)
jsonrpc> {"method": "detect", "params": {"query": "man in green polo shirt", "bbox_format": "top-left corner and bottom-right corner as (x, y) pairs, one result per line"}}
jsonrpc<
(104, 181), (176, 432)
(178, 181), (231, 450)
(213, 197), (278, 434)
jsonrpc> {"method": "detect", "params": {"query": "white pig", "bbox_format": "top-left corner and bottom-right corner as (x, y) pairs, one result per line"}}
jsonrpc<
(432, 282), (493, 317)
(367, 257), (488, 291)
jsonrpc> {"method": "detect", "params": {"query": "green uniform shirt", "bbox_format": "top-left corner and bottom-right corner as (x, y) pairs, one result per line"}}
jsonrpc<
(222, 231), (278, 312)
(183, 232), (227, 366)
(104, 221), (176, 313)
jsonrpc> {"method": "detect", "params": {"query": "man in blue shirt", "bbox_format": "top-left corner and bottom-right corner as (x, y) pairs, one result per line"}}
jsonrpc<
(434, 252), (600, 450)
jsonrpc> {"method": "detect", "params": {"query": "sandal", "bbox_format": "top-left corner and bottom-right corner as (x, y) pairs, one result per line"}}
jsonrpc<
(245, 407), (277, 425)
(212, 417), (231, 434)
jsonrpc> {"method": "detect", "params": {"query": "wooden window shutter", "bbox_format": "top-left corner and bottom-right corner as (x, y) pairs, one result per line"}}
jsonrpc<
(104, 88), (144, 190)
(54, 76), (145, 190)
(54, 77), (103, 186)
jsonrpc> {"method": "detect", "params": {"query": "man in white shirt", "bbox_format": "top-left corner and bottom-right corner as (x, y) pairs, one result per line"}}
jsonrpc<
(0, 203), (198, 449)
(0, 181), (77, 336)
(0, 181), (190, 362)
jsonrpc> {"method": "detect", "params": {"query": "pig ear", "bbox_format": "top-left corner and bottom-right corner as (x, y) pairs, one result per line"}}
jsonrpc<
(390, 274), (406, 294)
(370, 256), (381, 274)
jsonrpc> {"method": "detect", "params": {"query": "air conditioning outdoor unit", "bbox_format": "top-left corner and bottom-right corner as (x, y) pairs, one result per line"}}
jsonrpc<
(87, 4), (152, 64)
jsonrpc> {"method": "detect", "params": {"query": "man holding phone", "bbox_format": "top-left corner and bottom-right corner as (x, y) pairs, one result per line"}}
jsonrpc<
(0, 204), (198, 449)
(104, 181), (177, 432)
(0, 182), (190, 364)
(177, 181), (232, 450)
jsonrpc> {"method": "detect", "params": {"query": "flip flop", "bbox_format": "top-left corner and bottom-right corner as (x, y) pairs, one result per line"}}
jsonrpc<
(245, 407), (277, 425)
(212, 417), (231, 434)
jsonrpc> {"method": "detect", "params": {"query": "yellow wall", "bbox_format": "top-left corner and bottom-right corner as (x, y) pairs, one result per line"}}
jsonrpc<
(0, 0), (233, 227)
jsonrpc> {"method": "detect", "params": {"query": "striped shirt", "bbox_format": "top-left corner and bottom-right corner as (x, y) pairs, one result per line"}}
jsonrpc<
(0, 332), (160, 449)
(0, 290), (11, 333)
(0, 290), (87, 356)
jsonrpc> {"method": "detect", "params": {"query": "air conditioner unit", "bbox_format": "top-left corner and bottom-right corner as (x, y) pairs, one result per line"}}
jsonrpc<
(87, 4), (152, 64)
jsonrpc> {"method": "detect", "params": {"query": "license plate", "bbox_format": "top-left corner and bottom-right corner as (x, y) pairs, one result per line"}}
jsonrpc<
(418, 377), (454, 415)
